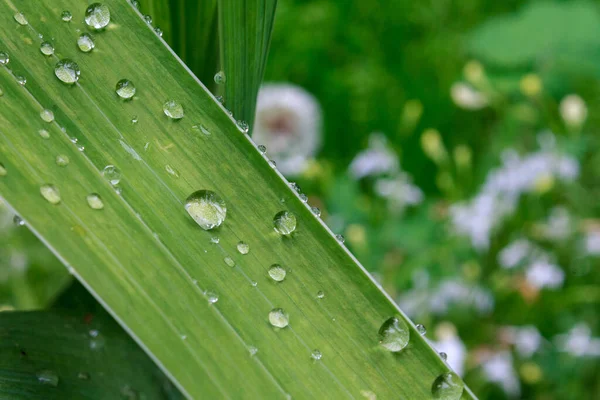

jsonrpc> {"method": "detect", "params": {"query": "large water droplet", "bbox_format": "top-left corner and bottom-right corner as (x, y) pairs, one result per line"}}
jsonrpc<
(268, 264), (286, 282)
(0, 163), (7, 177)
(77, 33), (95, 52)
(36, 370), (58, 386)
(205, 291), (219, 304)
(102, 165), (121, 185)
(273, 211), (296, 235)
(40, 41), (54, 56)
(116, 79), (136, 99)
(416, 324), (427, 336)
(184, 190), (226, 230)
(214, 71), (226, 84)
(431, 372), (464, 400)
(55, 59), (80, 84)
(61, 10), (73, 22)
(0, 52), (8, 65)
(311, 350), (322, 361)
(85, 3), (110, 30)
(86, 193), (104, 210)
(56, 154), (69, 167)
(269, 308), (289, 328)
(40, 109), (54, 123)
(378, 317), (410, 352)
(224, 256), (235, 267)
(163, 100), (184, 119)
(40, 184), (61, 204)
(237, 241), (249, 254)
(14, 12), (28, 26)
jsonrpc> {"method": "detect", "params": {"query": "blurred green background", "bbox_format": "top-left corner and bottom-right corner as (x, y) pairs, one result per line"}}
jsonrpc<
(2, 0), (599, 398)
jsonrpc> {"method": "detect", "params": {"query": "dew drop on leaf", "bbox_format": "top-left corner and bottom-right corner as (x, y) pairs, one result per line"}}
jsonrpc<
(439, 352), (447, 361)
(317, 291), (325, 299)
(0, 163), (7, 177)
(237, 241), (249, 254)
(335, 234), (345, 243)
(268, 264), (286, 282)
(236, 120), (249, 133)
(0, 51), (9, 65)
(13, 215), (24, 226)
(55, 154), (69, 167)
(299, 193), (308, 202)
(143, 15), (152, 24)
(431, 372), (464, 400)
(210, 236), (220, 244)
(61, 11), (72, 22)
(154, 27), (163, 37)
(102, 165), (121, 186)
(36, 370), (58, 386)
(257, 144), (266, 154)
(249, 346), (258, 356)
(205, 291), (219, 304)
(77, 33), (95, 53)
(378, 317), (409, 352)
(40, 109), (54, 122)
(311, 206), (321, 217)
(16, 76), (26, 86)
(40, 184), (61, 204)
(55, 59), (80, 84)
(185, 190), (226, 230)
(116, 79), (136, 99)
(273, 211), (296, 235)
(163, 100), (184, 119)
(268, 308), (289, 328)
(14, 12), (28, 26)
(311, 350), (322, 361)
(86, 193), (104, 210)
(85, 3), (110, 30)
(268, 159), (277, 168)
(214, 71), (226, 84)
(40, 41), (54, 56)
(416, 323), (427, 336)
(224, 256), (235, 267)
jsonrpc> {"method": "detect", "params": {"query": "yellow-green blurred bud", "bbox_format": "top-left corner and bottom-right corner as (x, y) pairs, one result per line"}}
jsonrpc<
(533, 174), (554, 194)
(464, 60), (485, 84)
(453, 145), (472, 168)
(520, 362), (543, 384)
(520, 74), (543, 97)
(421, 129), (447, 164)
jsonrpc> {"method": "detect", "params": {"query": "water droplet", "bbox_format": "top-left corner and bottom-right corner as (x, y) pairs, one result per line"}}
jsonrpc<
(131, 0), (140, 9)
(163, 100), (184, 119)
(257, 144), (266, 154)
(13, 215), (24, 226)
(40, 184), (61, 204)
(180, 334), (187, 340)
(0, 52), (8, 65)
(77, 33), (95, 52)
(249, 346), (258, 356)
(311, 350), (322, 361)
(165, 164), (179, 178)
(192, 124), (211, 136)
(378, 317), (410, 352)
(236, 120), (249, 133)
(268, 308), (289, 328)
(116, 79), (136, 99)
(431, 372), (464, 400)
(185, 190), (226, 230)
(237, 241), (249, 254)
(89, 329), (105, 350)
(85, 3), (111, 30)
(416, 324), (427, 336)
(102, 165), (121, 185)
(317, 291), (325, 299)
(273, 211), (296, 235)
(224, 256), (235, 267)
(86, 193), (104, 210)
(439, 352), (447, 361)
(0, 163), (6, 176)
(210, 236), (220, 244)
(251, 280), (258, 287)
(38, 129), (50, 139)
(205, 291), (219, 304)
(215, 95), (224, 104)
(311, 206), (321, 217)
(55, 154), (69, 167)
(61, 11), (72, 22)
(40, 109), (54, 123)
(16, 76), (26, 86)
(268, 264), (286, 282)
(299, 193), (308, 202)
(77, 144), (85, 152)
(154, 27), (163, 37)
(335, 234), (345, 243)
(40, 41), (54, 56)
(36, 370), (58, 386)
(77, 372), (90, 380)
(268, 159), (277, 168)
(131, 116), (138, 124)
(55, 59), (80, 84)
(143, 15), (152, 24)
(214, 71), (226, 84)
(14, 12), (28, 26)
(289, 182), (301, 192)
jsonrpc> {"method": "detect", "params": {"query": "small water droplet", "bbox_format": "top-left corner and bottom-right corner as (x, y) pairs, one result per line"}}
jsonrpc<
(192, 124), (211, 136)
(116, 79), (136, 99)
(257, 144), (266, 154)
(154, 27), (163, 37)
(77, 33), (95, 52)
(165, 164), (179, 178)
(416, 324), (427, 336)
(311, 349), (322, 361)
(37, 129), (50, 139)
(268, 159), (277, 168)
(215, 95), (224, 104)
(431, 372), (464, 400)
(13, 215), (24, 226)
(268, 264), (286, 282)
(36, 370), (58, 386)
(77, 372), (90, 380)
(0, 52), (8, 65)
(273, 211), (296, 235)
(143, 15), (152, 24)
(289, 182), (301, 192)
(439, 352), (447, 361)
(131, 116), (138, 124)
(224, 256), (235, 267)
(237, 241), (249, 254)
(311, 206), (321, 217)
(55, 154), (69, 167)
(61, 11), (72, 22)
(40, 109), (54, 123)
(163, 100), (184, 119)
(55, 59), (80, 84)
(210, 236), (220, 244)
(185, 190), (226, 230)
(378, 317), (410, 352)
(335, 234), (345, 243)
(102, 165), (121, 186)
(214, 71), (226, 84)
(205, 291), (219, 304)
(86, 193), (104, 210)
(16, 76), (26, 86)
(299, 193), (308, 202)
(268, 308), (289, 328)
(236, 120), (249, 133)
(251, 281), (258, 287)
(180, 334), (187, 340)
(317, 291), (325, 299)
(131, 0), (140, 9)
(85, 3), (111, 30)
(89, 329), (105, 350)
(249, 346), (258, 356)
(40, 184), (61, 204)
(14, 12), (28, 26)
(40, 41), (54, 56)
(0, 163), (6, 177)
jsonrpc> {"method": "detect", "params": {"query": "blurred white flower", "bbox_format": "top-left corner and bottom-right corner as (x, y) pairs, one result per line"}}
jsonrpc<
(559, 94), (587, 128)
(252, 83), (321, 176)
(374, 173), (423, 213)
(481, 351), (521, 397)
(498, 239), (533, 269)
(349, 133), (398, 179)
(555, 323), (600, 357)
(430, 323), (466, 376)
(525, 258), (564, 290)
(502, 325), (542, 358)
(540, 207), (572, 242)
(584, 230), (600, 255)
(450, 82), (488, 110)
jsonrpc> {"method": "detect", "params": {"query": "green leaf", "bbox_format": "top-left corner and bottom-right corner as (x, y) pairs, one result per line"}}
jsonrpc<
(0, 0), (475, 398)
(0, 284), (182, 399)
(218, 0), (278, 129)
